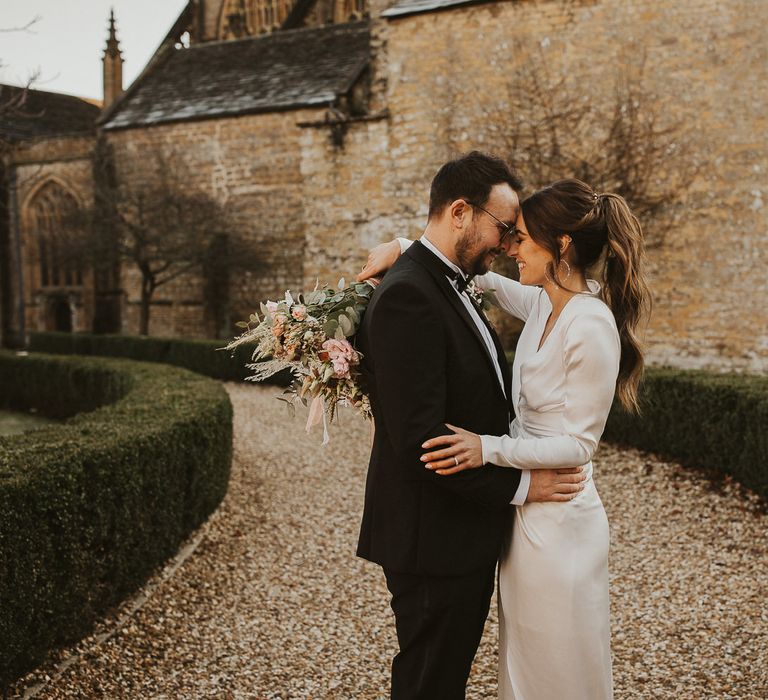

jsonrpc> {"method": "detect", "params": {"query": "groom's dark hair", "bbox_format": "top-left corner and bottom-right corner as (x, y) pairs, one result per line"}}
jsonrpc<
(428, 151), (524, 220)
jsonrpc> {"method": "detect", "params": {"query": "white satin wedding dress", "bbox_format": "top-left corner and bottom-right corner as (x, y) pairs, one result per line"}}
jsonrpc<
(475, 271), (619, 700)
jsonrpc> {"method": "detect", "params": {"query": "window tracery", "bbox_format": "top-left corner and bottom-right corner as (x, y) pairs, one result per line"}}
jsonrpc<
(220, 0), (254, 39)
(334, 0), (367, 23)
(219, 0), (297, 38)
(28, 181), (84, 290)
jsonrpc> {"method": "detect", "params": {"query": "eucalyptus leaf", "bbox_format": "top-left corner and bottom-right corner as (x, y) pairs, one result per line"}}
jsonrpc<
(345, 306), (359, 323)
(324, 320), (338, 337)
(339, 314), (353, 336)
(338, 277), (346, 290)
(334, 325), (346, 340)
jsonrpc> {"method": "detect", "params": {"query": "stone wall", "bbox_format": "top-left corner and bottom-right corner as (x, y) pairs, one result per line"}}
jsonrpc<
(6, 0), (765, 373)
(389, 0), (767, 371)
(105, 108), (322, 337)
(301, 0), (766, 372)
(9, 134), (96, 335)
(200, 0), (229, 40)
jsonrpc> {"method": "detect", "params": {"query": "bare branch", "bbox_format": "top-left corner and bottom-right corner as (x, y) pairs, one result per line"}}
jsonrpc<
(67, 142), (263, 336)
(458, 42), (698, 248)
(0, 16), (41, 33)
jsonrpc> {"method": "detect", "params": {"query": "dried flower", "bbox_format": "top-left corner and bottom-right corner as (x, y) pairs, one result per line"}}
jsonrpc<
(224, 279), (378, 441)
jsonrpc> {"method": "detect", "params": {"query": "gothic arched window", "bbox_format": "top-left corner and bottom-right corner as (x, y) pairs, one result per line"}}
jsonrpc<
(28, 181), (84, 289)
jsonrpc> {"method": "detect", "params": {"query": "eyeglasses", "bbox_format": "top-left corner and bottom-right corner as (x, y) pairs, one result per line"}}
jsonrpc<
(467, 201), (517, 247)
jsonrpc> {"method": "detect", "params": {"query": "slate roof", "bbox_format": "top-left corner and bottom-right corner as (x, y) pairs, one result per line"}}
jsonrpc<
(102, 22), (370, 130)
(382, 0), (498, 19)
(0, 84), (100, 141)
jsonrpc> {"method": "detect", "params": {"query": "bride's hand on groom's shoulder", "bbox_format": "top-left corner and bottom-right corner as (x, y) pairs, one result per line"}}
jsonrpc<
(356, 239), (402, 283)
(420, 424), (483, 475)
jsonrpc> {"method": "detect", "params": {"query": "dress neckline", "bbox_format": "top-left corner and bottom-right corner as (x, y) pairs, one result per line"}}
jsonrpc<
(535, 279), (602, 354)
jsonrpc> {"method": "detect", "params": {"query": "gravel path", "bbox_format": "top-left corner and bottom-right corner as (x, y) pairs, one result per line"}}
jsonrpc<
(9, 383), (768, 699)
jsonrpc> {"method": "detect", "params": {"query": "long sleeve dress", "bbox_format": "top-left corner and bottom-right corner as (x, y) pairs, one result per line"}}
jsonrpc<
(474, 269), (620, 700)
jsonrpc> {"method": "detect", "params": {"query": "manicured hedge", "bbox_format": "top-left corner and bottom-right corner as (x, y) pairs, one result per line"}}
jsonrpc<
(28, 331), (262, 382)
(603, 367), (768, 500)
(21, 335), (768, 498)
(0, 351), (233, 690)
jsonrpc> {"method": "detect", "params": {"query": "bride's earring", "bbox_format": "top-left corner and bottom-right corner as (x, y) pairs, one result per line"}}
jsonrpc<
(559, 259), (572, 281)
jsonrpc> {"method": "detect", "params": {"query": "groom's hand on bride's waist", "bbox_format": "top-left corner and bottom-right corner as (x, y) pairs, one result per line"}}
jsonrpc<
(526, 468), (586, 503)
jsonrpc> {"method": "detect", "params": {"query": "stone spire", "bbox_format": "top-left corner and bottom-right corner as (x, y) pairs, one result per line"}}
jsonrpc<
(102, 9), (124, 110)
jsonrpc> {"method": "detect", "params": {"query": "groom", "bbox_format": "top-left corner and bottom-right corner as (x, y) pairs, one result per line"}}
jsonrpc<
(356, 152), (584, 699)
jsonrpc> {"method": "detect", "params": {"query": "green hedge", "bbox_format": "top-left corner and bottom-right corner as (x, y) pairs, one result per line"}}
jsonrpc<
(20, 335), (768, 499)
(603, 367), (768, 500)
(0, 351), (233, 690)
(28, 331), (290, 384)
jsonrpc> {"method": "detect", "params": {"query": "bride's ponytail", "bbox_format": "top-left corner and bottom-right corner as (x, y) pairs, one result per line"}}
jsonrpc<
(521, 180), (652, 413)
(598, 193), (652, 413)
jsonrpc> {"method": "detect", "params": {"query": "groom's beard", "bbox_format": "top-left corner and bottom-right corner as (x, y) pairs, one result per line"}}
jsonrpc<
(456, 223), (503, 277)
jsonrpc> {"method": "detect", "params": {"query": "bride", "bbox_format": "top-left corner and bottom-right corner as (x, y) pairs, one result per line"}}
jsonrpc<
(358, 178), (650, 700)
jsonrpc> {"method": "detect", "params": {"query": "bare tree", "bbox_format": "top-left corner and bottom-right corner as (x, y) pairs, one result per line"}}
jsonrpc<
(0, 16), (42, 155)
(66, 143), (262, 336)
(463, 47), (698, 249)
(1, 17), (43, 349)
(440, 46), (699, 347)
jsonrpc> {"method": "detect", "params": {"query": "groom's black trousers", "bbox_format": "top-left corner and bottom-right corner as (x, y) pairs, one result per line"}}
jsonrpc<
(383, 564), (497, 700)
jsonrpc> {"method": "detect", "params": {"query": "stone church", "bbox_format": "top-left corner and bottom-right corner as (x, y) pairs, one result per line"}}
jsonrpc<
(1, 0), (766, 372)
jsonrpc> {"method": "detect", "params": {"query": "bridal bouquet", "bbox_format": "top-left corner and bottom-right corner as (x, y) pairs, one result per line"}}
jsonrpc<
(224, 278), (375, 443)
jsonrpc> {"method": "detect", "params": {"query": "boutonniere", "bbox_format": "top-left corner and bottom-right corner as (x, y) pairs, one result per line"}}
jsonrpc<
(466, 281), (497, 312)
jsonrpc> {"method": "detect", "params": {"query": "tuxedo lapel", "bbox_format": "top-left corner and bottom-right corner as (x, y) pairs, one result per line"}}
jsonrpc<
(406, 242), (507, 402)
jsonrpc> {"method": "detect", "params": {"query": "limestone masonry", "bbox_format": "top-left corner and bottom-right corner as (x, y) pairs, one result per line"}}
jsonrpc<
(1, 0), (766, 372)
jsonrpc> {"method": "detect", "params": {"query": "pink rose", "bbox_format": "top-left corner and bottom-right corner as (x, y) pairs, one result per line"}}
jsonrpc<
(291, 304), (307, 321)
(321, 339), (359, 379)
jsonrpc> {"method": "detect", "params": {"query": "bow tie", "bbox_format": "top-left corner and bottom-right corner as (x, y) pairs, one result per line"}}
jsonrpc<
(447, 269), (473, 293)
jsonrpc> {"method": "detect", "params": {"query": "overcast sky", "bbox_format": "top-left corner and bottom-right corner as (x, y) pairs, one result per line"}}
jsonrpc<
(0, 0), (189, 101)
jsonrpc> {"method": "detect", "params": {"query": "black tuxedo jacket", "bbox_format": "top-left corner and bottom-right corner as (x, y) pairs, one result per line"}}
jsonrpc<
(356, 241), (522, 576)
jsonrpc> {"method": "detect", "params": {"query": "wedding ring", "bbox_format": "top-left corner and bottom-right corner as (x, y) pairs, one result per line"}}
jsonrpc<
(454, 456), (459, 467)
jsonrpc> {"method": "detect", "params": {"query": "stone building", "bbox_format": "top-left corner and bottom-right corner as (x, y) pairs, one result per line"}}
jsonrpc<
(1, 0), (766, 372)
(0, 85), (103, 337)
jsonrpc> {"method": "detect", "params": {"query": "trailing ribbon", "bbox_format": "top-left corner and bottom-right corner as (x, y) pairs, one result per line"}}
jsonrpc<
(305, 394), (330, 445)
